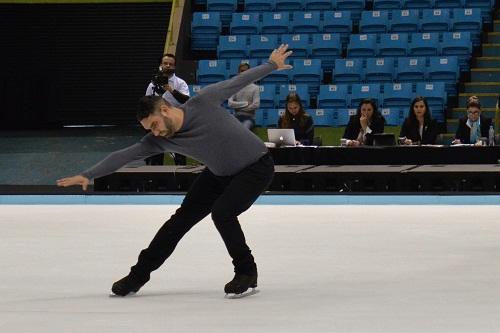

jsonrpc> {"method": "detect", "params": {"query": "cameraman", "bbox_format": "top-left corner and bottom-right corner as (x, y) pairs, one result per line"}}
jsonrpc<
(145, 53), (190, 165)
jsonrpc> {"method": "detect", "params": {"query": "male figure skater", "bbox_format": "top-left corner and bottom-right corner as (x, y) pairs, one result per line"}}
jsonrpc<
(57, 45), (293, 297)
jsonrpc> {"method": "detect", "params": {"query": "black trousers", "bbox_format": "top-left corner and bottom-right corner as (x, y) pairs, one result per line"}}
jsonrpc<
(130, 153), (274, 279)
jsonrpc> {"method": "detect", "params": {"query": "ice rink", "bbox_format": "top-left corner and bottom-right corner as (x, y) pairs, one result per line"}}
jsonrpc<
(2, 203), (500, 332)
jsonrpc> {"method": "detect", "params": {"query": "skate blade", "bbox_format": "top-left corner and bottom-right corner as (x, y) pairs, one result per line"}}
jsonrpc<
(109, 291), (137, 298)
(225, 288), (260, 299)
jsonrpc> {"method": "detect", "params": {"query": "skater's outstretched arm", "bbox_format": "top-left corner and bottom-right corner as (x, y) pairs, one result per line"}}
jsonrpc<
(57, 139), (162, 190)
(197, 44), (293, 106)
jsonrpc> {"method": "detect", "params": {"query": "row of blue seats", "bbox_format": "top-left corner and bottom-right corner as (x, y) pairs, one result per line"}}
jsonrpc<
(193, 8), (482, 36)
(216, 32), (471, 62)
(197, 57), (460, 86)
(252, 107), (427, 127)
(196, 0), (494, 12)
(189, 82), (448, 121)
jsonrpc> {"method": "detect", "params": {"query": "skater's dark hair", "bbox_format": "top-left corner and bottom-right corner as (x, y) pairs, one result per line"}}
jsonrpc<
(137, 96), (171, 121)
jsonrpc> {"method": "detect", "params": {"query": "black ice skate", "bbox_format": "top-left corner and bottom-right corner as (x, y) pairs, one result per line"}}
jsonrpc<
(224, 272), (259, 299)
(110, 274), (149, 297)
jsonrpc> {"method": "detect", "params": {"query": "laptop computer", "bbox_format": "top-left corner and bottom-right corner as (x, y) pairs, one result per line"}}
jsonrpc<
(267, 129), (296, 147)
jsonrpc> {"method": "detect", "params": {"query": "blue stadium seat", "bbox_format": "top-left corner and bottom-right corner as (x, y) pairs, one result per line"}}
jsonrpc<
(359, 10), (390, 34)
(380, 107), (402, 126)
(336, 108), (358, 126)
(441, 32), (472, 56)
(244, 0), (276, 11)
(266, 108), (286, 127)
(322, 11), (353, 45)
(306, 109), (336, 126)
(408, 33), (440, 56)
(434, 0), (464, 7)
(228, 59), (260, 77)
(254, 109), (266, 127)
(373, 0), (403, 9)
(396, 57), (426, 82)
(249, 35), (279, 59)
(278, 84), (310, 108)
(311, 33), (342, 70)
(258, 84), (278, 108)
(464, 0), (494, 23)
(261, 12), (290, 34)
(318, 84), (350, 108)
(377, 33), (408, 56)
(390, 9), (419, 32)
(188, 84), (206, 97)
(350, 83), (381, 107)
(275, 0), (304, 11)
(304, 0), (334, 10)
(415, 82), (446, 110)
(452, 8), (482, 46)
(334, 0), (366, 22)
(291, 11), (321, 33)
(230, 13), (261, 35)
(191, 12), (221, 50)
(333, 58), (363, 83)
(427, 56), (459, 82)
(280, 34), (311, 59)
(382, 82), (413, 108)
(261, 56), (291, 84)
(291, 59), (323, 89)
(206, 0), (238, 25)
(365, 57), (395, 82)
(420, 9), (450, 32)
(402, 0), (434, 8)
(217, 35), (248, 59)
(197, 60), (227, 84)
(347, 34), (378, 58)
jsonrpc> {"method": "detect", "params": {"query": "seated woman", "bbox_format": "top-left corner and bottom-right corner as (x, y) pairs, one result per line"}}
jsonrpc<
(453, 98), (492, 145)
(343, 99), (384, 146)
(278, 92), (314, 145)
(400, 96), (439, 145)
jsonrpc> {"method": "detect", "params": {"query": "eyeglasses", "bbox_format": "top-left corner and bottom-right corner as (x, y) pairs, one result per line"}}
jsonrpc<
(467, 111), (480, 115)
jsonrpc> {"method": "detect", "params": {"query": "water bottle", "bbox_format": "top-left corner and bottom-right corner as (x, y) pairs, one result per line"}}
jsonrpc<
(488, 125), (495, 146)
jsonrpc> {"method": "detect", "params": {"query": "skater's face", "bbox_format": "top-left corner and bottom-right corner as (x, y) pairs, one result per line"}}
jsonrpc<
(287, 101), (300, 116)
(140, 106), (177, 138)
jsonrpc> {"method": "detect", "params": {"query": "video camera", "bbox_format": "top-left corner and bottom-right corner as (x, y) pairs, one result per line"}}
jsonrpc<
(151, 70), (170, 95)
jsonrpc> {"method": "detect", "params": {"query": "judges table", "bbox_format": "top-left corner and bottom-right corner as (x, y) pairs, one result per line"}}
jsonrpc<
(269, 145), (500, 165)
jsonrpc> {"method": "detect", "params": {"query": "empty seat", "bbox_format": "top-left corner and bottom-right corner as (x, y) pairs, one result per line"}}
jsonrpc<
(373, 0), (403, 9)
(416, 82), (446, 121)
(420, 9), (450, 32)
(377, 33), (408, 56)
(335, 0), (365, 22)
(334, 58), (363, 83)
(380, 107), (403, 126)
(382, 82), (413, 108)
(291, 59), (323, 89)
(291, 11), (321, 33)
(390, 9), (419, 32)
(197, 60), (227, 84)
(318, 84), (350, 108)
(258, 84), (278, 108)
(347, 34), (378, 58)
(336, 108), (358, 126)
(441, 32), (472, 56)
(188, 84), (205, 97)
(428, 56), (459, 82)
(191, 12), (221, 50)
(304, 0), (334, 10)
(281, 34), (311, 59)
(230, 13), (260, 35)
(244, 0), (276, 11)
(350, 83), (381, 107)
(249, 35), (279, 59)
(266, 108), (286, 127)
(396, 57), (426, 82)
(402, 0), (434, 8)
(322, 11), (353, 45)
(207, 0), (238, 24)
(217, 35), (248, 59)
(278, 84), (310, 107)
(254, 109), (266, 127)
(359, 10), (390, 33)
(275, 0), (304, 11)
(311, 33), (342, 70)
(365, 57), (395, 82)
(452, 8), (482, 32)
(434, 0), (464, 7)
(408, 33), (440, 56)
(261, 12), (290, 34)
(306, 109), (336, 126)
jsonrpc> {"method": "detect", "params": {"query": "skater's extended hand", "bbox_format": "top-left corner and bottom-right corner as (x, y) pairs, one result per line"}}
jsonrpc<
(57, 175), (90, 191)
(269, 44), (293, 71)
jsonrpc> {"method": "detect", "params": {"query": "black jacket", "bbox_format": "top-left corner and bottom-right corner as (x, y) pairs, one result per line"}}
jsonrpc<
(454, 115), (492, 144)
(400, 118), (439, 144)
(343, 114), (385, 146)
(278, 115), (314, 145)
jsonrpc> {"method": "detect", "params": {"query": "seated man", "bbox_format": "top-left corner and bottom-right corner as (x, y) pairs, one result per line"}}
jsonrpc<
(228, 63), (260, 130)
(453, 98), (492, 145)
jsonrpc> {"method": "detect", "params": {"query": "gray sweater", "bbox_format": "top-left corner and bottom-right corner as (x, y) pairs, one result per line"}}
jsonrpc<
(228, 83), (260, 118)
(81, 62), (277, 179)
